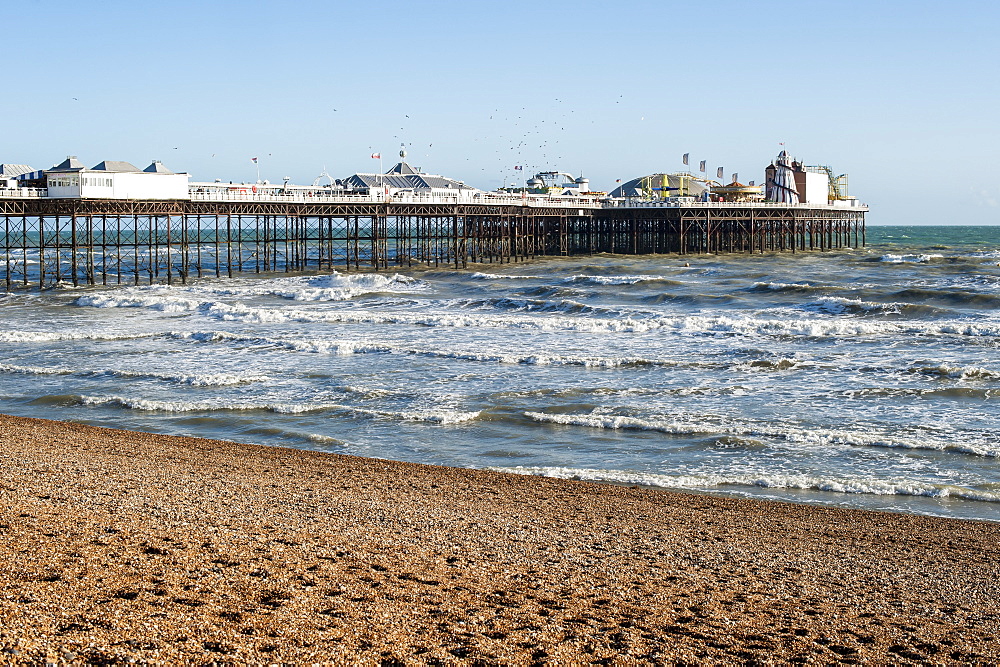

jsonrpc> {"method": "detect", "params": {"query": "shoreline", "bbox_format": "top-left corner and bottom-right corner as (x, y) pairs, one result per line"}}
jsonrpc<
(2, 413), (999, 663)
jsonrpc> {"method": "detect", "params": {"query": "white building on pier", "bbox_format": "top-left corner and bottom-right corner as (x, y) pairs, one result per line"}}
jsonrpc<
(45, 157), (189, 199)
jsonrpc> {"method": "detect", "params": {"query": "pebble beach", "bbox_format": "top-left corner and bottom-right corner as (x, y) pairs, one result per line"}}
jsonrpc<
(2, 413), (999, 664)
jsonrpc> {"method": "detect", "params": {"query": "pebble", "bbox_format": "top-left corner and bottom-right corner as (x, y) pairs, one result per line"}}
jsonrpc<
(1, 413), (999, 663)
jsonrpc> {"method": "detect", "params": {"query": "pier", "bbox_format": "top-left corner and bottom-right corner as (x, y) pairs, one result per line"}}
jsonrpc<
(0, 190), (866, 289)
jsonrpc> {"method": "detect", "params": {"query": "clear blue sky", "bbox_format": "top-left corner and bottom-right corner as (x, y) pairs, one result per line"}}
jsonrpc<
(7, 0), (999, 224)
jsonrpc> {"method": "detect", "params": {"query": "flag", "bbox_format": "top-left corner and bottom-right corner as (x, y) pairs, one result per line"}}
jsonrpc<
(699, 160), (706, 172)
(251, 157), (258, 164)
(682, 153), (689, 166)
(732, 173), (738, 183)
(514, 165), (522, 170)
(717, 167), (724, 179)
(749, 180), (755, 186)
(371, 153), (381, 159)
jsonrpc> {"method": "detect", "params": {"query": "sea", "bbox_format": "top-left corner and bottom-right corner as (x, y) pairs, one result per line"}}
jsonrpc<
(1, 225), (998, 522)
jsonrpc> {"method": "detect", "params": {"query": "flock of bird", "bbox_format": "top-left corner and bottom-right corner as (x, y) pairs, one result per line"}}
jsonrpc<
(68, 91), (737, 187)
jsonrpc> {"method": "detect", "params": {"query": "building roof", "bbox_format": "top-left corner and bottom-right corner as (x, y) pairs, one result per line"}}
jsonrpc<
(385, 161), (418, 175)
(49, 156), (87, 172)
(0, 164), (34, 178)
(342, 162), (473, 192)
(92, 160), (140, 172)
(143, 161), (175, 174)
(609, 173), (710, 199)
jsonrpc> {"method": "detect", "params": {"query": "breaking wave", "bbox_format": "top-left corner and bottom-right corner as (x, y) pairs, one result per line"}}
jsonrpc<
(879, 253), (944, 263)
(75, 294), (1000, 339)
(76, 394), (480, 424)
(523, 411), (1000, 458)
(491, 466), (1000, 505)
(0, 362), (266, 387)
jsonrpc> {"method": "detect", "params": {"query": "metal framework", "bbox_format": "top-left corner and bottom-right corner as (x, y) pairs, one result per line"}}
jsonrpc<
(0, 198), (866, 289)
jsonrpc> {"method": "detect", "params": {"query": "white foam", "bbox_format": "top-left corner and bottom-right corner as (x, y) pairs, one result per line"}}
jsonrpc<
(78, 394), (479, 424)
(909, 364), (1000, 381)
(470, 272), (541, 280)
(491, 466), (1000, 504)
(732, 357), (805, 372)
(71, 291), (1000, 340)
(565, 274), (676, 286)
(0, 363), (72, 376)
(75, 292), (201, 312)
(102, 369), (269, 387)
(880, 253), (944, 263)
(170, 329), (688, 368)
(801, 296), (902, 316)
(523, 411), (1000, 458)
(74, 272), (425, 308)
(0, 330), (162, 343)
(754, 281), (817, 290)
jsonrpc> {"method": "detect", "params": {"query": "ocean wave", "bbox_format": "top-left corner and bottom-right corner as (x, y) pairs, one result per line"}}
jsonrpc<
(453, 296), (616, 317)
(0, 362), (266, 387)
(100, 369), (269, 387)
(171, 330), (689, 368)
(75, 293), (201, 312)
(470, 272), (541, 280)
(75, 272), (426, 307)
(843, 387), (996, 400)
(732, 358), (805, 372)
(273, 272), (425, 301)
(0, 363), (73, 376)
(565, 274), (683, 286)
(75, 291), (1000, 339)
(890, 288), (1000, 309)
(523, 411), (1000, 458)
(879, 253), (944, 264)
(748, 281), (830, 293)
(800, 296), (950, 318)
(907, 363), (1000, 381)
(490, 466), (1000, 505)
(0, 330), (162, 343)
(76, 394), (479, 424)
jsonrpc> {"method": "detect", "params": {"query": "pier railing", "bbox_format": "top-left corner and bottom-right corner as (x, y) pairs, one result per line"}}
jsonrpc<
(0, 187), (47, 199)
(3, 185), (864, 211)
(610, 199), (868, 210)
(188, 187), (606, 208)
